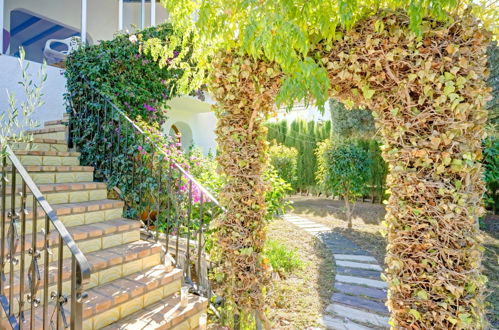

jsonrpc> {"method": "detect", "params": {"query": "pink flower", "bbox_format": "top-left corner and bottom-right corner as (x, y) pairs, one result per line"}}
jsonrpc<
(129, 35), (138, 43)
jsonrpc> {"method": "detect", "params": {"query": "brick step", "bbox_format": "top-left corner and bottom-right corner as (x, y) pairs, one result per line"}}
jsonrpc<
(3, 199), (125, 234)
(4, 182), (108, 207)
(3, 165), (94, 184)
(9, 139), (68, 152)
(1, 241), (164, 320)
(3, 218), (142, 276)
(84, 265), (184, 329)
(103, 291), (208, 330)
(26, 126), (67, 141)
(9, 150), (80, 166)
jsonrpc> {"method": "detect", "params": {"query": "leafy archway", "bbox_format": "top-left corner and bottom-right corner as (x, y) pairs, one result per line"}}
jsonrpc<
(151, 0), (496, 328)
(318, 11), (490, 328)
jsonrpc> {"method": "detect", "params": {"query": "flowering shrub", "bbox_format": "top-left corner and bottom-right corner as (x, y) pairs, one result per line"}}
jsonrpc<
(186, 147), (292, 220)
(65, 23), (187, 125)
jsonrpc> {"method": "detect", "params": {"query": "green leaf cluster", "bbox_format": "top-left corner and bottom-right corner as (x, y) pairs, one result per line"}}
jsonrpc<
(158, 0), (497, 109)
(65, 23), (186, 124)
(268, 143), (298, 189)
(316, 140), (371, 200)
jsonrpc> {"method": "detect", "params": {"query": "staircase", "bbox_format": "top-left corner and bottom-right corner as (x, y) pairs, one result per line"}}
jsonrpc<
(2, 118), (208, 329)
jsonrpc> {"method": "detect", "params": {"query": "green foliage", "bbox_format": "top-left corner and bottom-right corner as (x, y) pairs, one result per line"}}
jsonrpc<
(329, 99), (375, 139)
(355, 139), (389, 203)
(316, 140), (369, 197)
(268, 143), (298, 189)
(157, 0), (497, 110)
(264, 239), (304, 276)
(267, 119), (331, 192)
(186, 148), (292, 220)
(65, 23), (187, 124)
(263, 167), (293, 220)
(483, 137), (499, 213)
(316, 140), (371, 226)
(487, 42), (498, 134)
(1, 48), (46, 152)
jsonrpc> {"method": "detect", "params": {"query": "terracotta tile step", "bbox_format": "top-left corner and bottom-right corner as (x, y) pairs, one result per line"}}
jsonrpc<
(2, 199), (124, 229)
(2, 165), (93, 172)
(10, 138), (67, 146)
(4, 218), (140, 255)
(3, 182), (106, 204)
(26, 126), (67, 135)
(1, 265), (184, 330)
(3, 240), (161, 297)
(104, 291), (208, 330)
(8, 139), (68, 152)
(44, 119), (68, 127)
(5, 182), (106, 195)
(13, 150), (79, 157)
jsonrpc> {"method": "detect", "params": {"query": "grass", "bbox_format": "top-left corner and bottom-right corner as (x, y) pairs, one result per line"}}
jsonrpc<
(289, 194), (499, 328)
(266, 219), (335, 329)
(264, 239), (305, 276)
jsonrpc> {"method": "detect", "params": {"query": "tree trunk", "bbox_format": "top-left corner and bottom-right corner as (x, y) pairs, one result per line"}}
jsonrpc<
(344, 196), (352, 228)
(208, 52), (281, 321)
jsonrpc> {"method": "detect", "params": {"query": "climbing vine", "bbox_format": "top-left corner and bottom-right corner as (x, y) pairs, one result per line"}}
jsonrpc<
(208, 52), (282, 325)
(318, 12), (491, 328)
(156, 0), (496, 327)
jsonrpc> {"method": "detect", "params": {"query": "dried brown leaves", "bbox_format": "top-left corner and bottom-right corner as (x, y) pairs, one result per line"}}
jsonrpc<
(209, 52), (282, 315)
(319, 11), (491, 329)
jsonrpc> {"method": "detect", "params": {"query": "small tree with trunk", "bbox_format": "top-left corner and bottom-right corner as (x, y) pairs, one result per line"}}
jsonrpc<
(316, 140), (370, 227)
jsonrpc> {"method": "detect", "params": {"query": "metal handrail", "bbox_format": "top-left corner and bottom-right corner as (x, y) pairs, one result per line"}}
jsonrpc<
(67, 77), (225, 297)
(1, 145), (91, 330)
(101, 95), (224, 211)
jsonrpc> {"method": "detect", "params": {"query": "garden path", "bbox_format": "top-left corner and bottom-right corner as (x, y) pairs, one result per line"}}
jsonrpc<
(283, 214), (390, 329)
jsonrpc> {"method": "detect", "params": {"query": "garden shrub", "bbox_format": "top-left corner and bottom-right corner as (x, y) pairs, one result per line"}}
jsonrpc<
(355, 139), (388, 203)
(66, 23), (187, 125)
(329, 99), (375, 139)
(65, 25), (204, 229)
(268, 143), (298, 189)
(316, 139), (371, 228)
(186, 147), (292, 220)
(264, 239), (304, 276)
(267, 119), (331, 193)
(483, 137), (499, 213)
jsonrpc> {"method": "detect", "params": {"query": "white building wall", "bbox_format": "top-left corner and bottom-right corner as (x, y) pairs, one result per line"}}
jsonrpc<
(163, 107), (217, 156)
(0, 54), (66, 131)
(3, 0), (169, 49)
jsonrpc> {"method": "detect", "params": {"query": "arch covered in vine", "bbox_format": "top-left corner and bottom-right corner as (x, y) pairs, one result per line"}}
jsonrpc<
(317, 11), (490, 328)
(207, 11), (491, 329)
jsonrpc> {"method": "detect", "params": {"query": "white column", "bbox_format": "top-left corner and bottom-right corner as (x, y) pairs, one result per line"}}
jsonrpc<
(140, 0), (145, 30)
(151, 0), (156, 27)
(0, 0), (4, 54)
(118, 0), (123, 30)
(81, 0), (87, 44)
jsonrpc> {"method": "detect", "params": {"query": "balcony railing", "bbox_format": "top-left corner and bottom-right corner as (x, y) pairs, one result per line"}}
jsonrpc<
(0, 145), (91, 330)
(66, 77), (224, 297)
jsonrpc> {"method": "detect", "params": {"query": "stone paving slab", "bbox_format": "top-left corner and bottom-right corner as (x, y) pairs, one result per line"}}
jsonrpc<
(326, 304), (390, 327)
(283, 214), (389, 329)
(322, 315), (373, 330)
(334, 282), (387, 300)
(335, 266), (382, 279)
(333, 254), (378, 263)
(336, 275), (388, 289)
(331, 293), (389, 315)
(336, 260), (383, 271)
